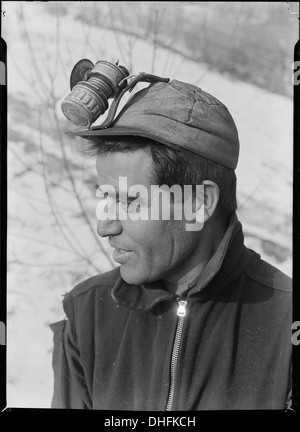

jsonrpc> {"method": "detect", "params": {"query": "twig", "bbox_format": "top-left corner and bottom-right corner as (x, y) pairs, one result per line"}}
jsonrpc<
(108, 3), (127, 65)
(118, 4), (137, 72)
(53, 2), (60, 80)
(8, 145), (72, 195)
(193, 2), (244, 86)
(9, 258), (83, 268)
(8, 53), (44, 102)
(80, 19), (100, 60)
(50, 98), (116, 268)
(8, 145), (43, 176)
(18, 3), (53, 101)
(162, 47), (174, 76)
(9, 185), (75, 212)
(8, 230), (80, 255)
(151, 8), (159, 74)
(172, 55), (187, 78)
(38, 105), (102, 273)
(238, 179), (263, 210)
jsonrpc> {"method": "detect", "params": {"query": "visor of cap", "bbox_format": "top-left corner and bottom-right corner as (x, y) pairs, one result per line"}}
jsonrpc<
(67, 80), (239, 169)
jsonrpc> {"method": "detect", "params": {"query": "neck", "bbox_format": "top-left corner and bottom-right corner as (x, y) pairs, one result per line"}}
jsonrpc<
(163, 261), (205, 296)
(163, 213), (230, 295)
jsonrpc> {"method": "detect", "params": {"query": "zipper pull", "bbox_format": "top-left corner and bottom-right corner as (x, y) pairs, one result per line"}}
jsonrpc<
(177, 300), (188, 317)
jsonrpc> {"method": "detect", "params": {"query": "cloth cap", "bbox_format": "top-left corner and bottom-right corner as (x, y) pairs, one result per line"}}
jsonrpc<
(68, 79), (240, 169)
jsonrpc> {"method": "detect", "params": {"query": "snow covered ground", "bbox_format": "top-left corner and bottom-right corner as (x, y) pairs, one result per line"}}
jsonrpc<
(3, 2), (294, 408)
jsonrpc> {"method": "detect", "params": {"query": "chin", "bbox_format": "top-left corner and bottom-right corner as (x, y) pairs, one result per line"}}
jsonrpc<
(120, 265), (152, 286)
(120, 266), (143, 285)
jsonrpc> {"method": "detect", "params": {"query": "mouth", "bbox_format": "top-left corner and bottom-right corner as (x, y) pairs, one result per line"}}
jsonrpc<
(112, 248), (133, 264)
(108, 239), (134, 264)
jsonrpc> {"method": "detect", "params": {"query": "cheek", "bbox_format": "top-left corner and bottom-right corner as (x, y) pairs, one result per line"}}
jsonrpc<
(128, 220), (170, 250)
(119, 219), (197, 285)
(118, 221), (173, 283)
(127, 219), (186, 264)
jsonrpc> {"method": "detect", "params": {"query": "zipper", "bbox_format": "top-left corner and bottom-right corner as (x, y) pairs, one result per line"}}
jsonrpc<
(165, 298), (188, 411)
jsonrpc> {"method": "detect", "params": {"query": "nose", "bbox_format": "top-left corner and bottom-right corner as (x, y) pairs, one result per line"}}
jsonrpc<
(97, 219), (123, 238)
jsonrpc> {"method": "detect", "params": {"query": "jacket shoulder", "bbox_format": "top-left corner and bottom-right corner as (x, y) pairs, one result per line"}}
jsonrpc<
(67, 267), (121, 300)
(245, 251), (292, 293)
(62, 267), (120, 324)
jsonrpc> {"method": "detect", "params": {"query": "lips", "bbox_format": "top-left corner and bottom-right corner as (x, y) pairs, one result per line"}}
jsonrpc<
(113, 248), (133, 264)
(109, 240), (133, 264)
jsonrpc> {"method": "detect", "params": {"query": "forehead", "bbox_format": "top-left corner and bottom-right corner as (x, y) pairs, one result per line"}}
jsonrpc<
(96, 148), (155, 188)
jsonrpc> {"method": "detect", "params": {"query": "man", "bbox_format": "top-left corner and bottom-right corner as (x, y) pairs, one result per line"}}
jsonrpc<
(50, 78), (292, 410)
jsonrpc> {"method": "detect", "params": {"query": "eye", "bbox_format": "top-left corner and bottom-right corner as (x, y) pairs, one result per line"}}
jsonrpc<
(128, 201), (141, 213)
(118, 200), (131, 210)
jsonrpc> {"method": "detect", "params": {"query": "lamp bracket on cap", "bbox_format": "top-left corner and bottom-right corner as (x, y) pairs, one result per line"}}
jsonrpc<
(96, 72), (170, 129)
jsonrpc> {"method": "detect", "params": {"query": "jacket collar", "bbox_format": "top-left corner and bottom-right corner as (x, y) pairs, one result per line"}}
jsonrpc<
(111, 213), (251, 310)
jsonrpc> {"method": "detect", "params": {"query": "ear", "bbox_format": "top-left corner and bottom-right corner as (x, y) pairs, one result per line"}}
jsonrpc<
(201, 180), (220, 222)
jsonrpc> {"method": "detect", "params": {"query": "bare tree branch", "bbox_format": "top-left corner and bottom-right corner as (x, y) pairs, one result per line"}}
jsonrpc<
(50, 103), (116, 268)
(193, 2), (244, 85)
(8, 230), (80, 255)
(18, 3), (54, 101)
(10, 256), (83, 268)
(38, 105), (102, 273)
(108, 3), (128, 65)
(80, 19), (101, 60)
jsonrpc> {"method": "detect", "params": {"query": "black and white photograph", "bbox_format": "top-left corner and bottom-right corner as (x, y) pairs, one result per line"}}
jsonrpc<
(2, 1), (299, 411)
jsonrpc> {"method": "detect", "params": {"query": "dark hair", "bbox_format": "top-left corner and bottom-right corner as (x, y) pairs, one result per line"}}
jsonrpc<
(78, 136), (237, 216)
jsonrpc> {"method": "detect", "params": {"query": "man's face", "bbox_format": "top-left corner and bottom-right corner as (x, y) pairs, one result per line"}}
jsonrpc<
(96, 148), (202, 286)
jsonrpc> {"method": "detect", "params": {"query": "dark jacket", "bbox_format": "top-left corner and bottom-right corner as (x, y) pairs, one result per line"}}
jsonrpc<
(50, 215), (292, 410)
